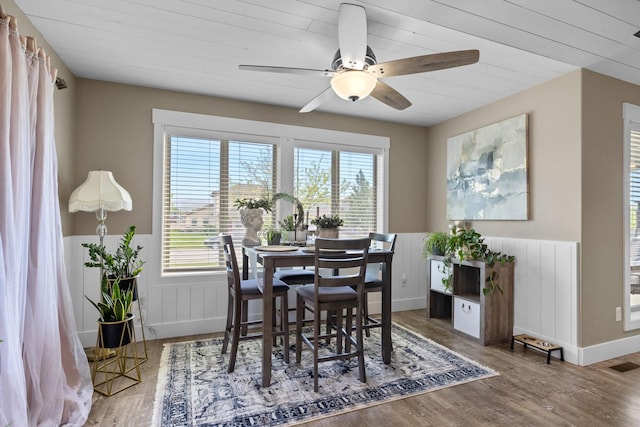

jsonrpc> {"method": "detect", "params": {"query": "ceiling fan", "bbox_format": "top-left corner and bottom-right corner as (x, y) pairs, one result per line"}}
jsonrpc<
(239, 3), (479, 113)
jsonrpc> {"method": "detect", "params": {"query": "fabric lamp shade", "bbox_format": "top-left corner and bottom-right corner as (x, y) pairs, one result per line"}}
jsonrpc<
(69, 170), (132, 213)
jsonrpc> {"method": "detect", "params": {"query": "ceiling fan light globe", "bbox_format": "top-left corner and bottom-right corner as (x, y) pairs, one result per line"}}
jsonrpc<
(330, 71), (377, 102)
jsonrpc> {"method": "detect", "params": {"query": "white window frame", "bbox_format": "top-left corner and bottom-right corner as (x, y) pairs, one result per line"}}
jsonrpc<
(623, 102), (640, 331)
(151, 109), (390, 284)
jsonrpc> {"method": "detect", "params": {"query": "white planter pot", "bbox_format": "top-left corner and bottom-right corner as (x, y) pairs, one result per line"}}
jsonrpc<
(283, 230), (307, 243)
(318, 228), (339, 238)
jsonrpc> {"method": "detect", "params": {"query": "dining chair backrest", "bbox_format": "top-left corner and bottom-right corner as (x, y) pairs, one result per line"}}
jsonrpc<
(368, 232), (397, 252)
(366, 233), (397, 279)
(314, 237), (371, 295)
(220, 234), (241, 294)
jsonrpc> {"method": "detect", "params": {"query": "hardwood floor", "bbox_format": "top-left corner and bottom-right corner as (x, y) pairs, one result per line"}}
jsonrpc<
(84, 309), (640, 426)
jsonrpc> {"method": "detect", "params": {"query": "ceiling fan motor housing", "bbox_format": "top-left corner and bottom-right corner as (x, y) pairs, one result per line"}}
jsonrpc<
(332, 46), (377, 71)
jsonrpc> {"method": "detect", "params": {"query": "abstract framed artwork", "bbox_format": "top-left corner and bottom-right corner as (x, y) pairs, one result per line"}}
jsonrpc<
(447, 114), (528, 220)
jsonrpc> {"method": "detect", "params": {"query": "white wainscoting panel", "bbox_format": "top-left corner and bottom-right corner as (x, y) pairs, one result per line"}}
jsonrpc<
(65, 233), (430, 347)
(485, 237), (579, 363)
(66, 233), (581, 362)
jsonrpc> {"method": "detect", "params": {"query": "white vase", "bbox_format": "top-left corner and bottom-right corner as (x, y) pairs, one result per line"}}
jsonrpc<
(318, 228), (339, 238)
(283, 230), (307, 243)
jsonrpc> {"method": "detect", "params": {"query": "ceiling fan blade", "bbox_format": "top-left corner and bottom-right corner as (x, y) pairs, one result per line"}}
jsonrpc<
(338, 3), (367, 70)
(299, 87), (335, 113)
(239, 65), (335, 77)
(370, 80), (411, 110)
(370, 49), (480, 78)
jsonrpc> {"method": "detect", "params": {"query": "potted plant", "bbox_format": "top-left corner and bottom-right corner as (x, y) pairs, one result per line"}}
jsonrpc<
(86, 278), (135, 348)
(82, 225), (145, 299)
(233, 196), (274, 212)
(234, 196), (275, 246)
(263, 228), (281, 245)
(422, 231), (451, 257)
(272, 192), (305, 229)
(441, 228), (515, 295)
(279, 215), (307, 242)
(311, 214), (344, 238)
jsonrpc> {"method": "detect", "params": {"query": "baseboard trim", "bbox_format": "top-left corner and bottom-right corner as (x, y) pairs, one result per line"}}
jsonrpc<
(578, 333), (640, 366)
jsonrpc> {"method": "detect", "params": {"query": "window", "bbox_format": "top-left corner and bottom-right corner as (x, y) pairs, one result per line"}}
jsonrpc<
(152, 110), (389, 276)
(624, 103), (640, 330)
(294, 146), (381, 236)
(161, 135), (277, 273)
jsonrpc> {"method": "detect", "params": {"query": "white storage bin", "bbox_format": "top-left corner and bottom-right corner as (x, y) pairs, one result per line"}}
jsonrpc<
(453, 297), (480, 338)
(430, 260), (451, 294)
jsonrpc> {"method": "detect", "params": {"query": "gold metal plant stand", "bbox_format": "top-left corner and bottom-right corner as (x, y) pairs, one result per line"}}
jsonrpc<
(130, 277), (148, 362)
(91, 315), (142, 396)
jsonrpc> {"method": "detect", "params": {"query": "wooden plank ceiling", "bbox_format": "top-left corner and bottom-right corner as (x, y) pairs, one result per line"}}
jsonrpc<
(11, 0), (640, 127)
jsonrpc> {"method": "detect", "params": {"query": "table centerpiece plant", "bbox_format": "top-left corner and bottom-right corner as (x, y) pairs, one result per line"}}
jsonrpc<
(311, 214), (343, 238)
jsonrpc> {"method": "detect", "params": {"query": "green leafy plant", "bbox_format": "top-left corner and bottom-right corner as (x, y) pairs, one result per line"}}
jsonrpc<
(272, 192), (305, 229)
(233, 197), (274, 212)
(441, 228), (515, 295)
(85, 277), (134, 322)
(311, 214), (344, 229)
(82, 225), (145, 280)
(263, 228), (281, 245)
(279, 215), (297, 231)
(422, 231), (451, 257)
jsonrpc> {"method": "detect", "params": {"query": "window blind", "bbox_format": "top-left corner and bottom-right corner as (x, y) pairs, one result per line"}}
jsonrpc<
(162, 135), (276, 273)
(294, 146), (380, 237)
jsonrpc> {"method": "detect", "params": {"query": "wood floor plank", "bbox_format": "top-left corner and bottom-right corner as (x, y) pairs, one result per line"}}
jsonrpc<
(84, 309), (640, 426)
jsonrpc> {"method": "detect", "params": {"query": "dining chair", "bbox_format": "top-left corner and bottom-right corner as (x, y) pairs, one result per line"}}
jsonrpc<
(220, 234), (291, 373)
(362, 232), (397, 336)
(295, 237), (371, 392)
(325, 233), (397, 338)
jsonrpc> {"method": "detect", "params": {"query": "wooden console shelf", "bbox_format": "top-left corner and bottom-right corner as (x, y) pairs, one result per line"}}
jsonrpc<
(427, 255), (514, 346)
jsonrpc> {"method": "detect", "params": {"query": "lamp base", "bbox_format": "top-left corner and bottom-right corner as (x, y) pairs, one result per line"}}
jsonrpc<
(85, 346), (117, 362)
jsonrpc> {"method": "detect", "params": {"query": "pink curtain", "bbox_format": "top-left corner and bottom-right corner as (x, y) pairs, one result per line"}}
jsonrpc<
(0, 10), (92, 426)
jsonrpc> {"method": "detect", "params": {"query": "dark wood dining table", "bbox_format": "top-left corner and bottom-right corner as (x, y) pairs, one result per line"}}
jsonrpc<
(243, 245), (394, 387)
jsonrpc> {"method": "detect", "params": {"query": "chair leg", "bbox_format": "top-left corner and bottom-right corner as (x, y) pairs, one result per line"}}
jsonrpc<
(345, 308), (353, 353)
(295, 294), (304, 364)
(241, 300), (249, 336)
(356, 305), (366, 384)
(221, 293), (233, 354)
(228, 298), (242, 373)
(313, 309), (322, 392)
(335, 309), (343, 354)
(272, 296), (278, 347)
(363, 292), (371, 337)
(280, 292), (290, 363)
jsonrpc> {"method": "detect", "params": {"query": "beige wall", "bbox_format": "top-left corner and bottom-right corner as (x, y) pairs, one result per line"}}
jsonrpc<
(581, 70), (640, 345)
(74, 79), (430, 236)
(11, 0), (640, 349)
(424, 69), (640, 347)
(3, 0), (77, 236)
(424, 71), (583, 241)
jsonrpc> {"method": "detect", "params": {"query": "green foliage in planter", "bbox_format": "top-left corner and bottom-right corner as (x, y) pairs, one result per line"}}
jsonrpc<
(311, 214), (343, 229)
(279, 215), (297, 231)
(264, 228), (281, 245)
(441, 228), (515, 295)
(85, 277), (134, 322)
(272, 192), (305, 229)
(235, 192), (306, 229)
(422, 231), (451, 257)
(233, 197), (274, 212)
(82, 225), (145, 281)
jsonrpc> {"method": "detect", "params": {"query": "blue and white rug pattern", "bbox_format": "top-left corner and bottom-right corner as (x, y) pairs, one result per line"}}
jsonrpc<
(152, 323), (498, 426)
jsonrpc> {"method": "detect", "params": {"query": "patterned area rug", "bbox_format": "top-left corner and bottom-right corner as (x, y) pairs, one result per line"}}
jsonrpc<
(152, 323), (498, 426)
